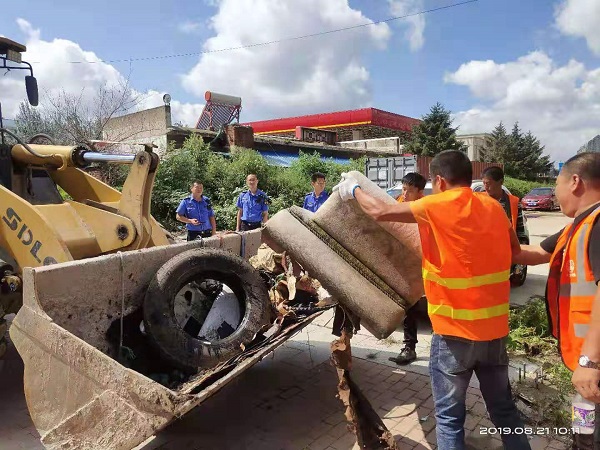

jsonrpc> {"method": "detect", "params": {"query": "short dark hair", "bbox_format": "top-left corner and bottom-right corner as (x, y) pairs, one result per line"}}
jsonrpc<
(311, 172), (326, 183)
(481, 166), (505, 182)
(562, 152), (600, 185)
(429, 150), (472, 186)
(190, 180), (203, 187)
(401, 172), (427, 190)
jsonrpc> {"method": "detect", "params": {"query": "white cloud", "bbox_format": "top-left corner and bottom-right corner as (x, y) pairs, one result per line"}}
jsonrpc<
(555, 0), (600, 55)
(388, 0), (425, 51)
(178, 21), (202, 34)
(445, 51), (600, 161)
(180, 0), (393, 120)
(139, 90), (204, 127)
(1, 19), (203, 128)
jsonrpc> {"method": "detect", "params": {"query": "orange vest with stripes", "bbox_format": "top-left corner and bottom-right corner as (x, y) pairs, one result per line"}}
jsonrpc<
(507, 194), (519, 231)
(410, 188), (512, 341)
(547, 204), (600, 371)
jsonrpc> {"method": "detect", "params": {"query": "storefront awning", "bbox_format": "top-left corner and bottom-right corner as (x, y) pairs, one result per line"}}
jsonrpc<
(258, 150), (352, 167)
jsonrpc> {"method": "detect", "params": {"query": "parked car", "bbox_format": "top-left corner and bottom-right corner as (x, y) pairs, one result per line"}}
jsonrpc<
(521, 187), (559, 211)
(386, 179), (529, 286)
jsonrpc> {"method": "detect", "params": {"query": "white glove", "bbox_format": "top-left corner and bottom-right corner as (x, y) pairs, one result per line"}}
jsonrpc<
(333, 173), (360, 201)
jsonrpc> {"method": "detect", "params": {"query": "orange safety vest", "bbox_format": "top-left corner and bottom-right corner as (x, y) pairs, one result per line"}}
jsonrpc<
(414, 189), (512, 341)
(546, 204), (600, 371)
(507, 194), (519, 231)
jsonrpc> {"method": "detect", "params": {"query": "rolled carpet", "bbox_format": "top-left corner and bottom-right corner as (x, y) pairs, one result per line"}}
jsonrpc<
(263, 200), (423, 338)
(314, 171), (423, 303)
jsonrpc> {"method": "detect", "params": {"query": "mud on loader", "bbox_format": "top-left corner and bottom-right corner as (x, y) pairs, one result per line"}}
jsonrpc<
(0, 38), (324, 449)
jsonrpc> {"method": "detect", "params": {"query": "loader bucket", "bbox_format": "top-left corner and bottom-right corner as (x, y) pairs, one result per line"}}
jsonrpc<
(9, 230), (316, 450)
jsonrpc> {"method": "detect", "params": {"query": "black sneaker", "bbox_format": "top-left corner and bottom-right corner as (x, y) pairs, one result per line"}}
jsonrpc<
(388, 347), (417, 365)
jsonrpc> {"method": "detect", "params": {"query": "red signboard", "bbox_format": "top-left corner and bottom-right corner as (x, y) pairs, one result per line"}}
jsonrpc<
(371, 109), (420, 132)
(295, 126), (337, 145)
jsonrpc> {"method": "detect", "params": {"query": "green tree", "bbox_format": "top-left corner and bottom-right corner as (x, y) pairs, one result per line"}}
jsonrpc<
(403, 102), (467, 156)
(480, 122), (511, 163)
(482, 121), (553, 181)
(521, 131), (553, 178)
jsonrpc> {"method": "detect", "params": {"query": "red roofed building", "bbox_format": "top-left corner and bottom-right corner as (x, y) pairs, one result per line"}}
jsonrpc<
(242, 108), (420, 142)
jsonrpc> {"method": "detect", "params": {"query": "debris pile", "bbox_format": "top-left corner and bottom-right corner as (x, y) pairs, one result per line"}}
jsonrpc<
(331, 329), (398, 450)
(250, 244), (336, 317)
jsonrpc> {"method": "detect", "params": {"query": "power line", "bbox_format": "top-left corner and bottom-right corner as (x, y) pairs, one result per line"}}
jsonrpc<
(52, 0), (478, 64)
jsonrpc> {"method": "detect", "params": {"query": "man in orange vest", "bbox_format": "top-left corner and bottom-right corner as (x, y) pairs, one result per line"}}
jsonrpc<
(396, 172), (427, 204)
(334, 150), (530, 450)
(513, 152), (600, 449)
(481, 166), (528, 286)
(390, 172), (428, 365)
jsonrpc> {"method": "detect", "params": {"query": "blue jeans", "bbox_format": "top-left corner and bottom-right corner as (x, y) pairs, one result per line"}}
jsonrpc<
(430, 334), (531, 450)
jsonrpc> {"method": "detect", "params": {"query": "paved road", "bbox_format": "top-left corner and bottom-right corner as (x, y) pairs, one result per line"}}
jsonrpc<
(0, 212), (572, 450)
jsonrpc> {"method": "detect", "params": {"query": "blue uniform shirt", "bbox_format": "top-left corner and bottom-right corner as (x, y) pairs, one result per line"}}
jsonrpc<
(176, 195), (214, 231)
(303, 191), (330, 213)
(236, 189), (269, 222)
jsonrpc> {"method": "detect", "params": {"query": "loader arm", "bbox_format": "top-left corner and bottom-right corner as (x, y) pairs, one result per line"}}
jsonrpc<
(49, 147), (169, 250)
(1, 143), (169, 321)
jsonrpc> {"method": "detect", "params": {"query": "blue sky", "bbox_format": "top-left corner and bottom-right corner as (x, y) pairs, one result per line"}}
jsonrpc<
(1, 0), (599, 161)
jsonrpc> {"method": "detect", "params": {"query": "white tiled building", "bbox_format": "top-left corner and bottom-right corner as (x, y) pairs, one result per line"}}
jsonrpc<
(457, 133), (489, 161)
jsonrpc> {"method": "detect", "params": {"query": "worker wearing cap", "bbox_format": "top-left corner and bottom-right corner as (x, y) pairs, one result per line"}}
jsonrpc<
(303, 172), (329, 213)
(334, 150), (530, 450)
(176, 180), (216, 241)
(514, 153), (600, 450)
(236, 173), (269, 231)
(390, 172), (427, 365)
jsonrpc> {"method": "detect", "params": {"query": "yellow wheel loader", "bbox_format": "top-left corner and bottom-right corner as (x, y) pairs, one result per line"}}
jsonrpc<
(0, 38), (324, 449)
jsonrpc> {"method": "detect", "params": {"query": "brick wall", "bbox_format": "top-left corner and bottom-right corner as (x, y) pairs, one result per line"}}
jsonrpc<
(224, 125), (254, 149)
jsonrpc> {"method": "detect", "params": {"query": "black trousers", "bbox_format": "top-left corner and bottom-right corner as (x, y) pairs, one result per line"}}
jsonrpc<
(240, 221), (261, 231)
(187, 229), (212, 241)
(403, 304), (418, 349)
(573, 404), (600, 449)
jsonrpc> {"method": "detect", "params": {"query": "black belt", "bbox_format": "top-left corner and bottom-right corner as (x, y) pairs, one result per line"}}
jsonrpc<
(242, 220), (261, 225)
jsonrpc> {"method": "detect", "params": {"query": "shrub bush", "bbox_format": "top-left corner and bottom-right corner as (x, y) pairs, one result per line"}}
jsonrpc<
(504, 177), (552, 199)
(151, 136), (364, 232)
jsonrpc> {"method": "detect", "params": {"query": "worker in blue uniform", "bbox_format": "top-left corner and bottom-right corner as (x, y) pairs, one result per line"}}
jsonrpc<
(303, 172), (330, 212)
(176, 180), (217, 241)
(236, 173), (269, 231)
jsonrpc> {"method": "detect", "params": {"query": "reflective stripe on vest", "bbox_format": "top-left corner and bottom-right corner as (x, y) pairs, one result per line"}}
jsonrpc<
(547, 205), (600, 371)
(559, 224), (598, 297)
(428, 302), (509, 320)
(574, 323), (589, 338)
(423, 268), (509, 290)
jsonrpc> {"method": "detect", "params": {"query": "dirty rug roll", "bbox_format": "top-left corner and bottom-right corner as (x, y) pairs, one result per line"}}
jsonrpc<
(264, 203), (423, 338)
(314, 170), (423, 303)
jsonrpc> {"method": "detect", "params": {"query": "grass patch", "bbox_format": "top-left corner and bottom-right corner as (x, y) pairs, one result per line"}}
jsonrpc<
(508, 296), (575, 435)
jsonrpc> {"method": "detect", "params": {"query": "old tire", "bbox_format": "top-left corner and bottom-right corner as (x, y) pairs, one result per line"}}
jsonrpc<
(143, 248), (270, 371)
